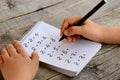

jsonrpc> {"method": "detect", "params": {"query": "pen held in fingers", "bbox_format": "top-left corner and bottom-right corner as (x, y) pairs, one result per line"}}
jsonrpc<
(59, 0), (107, 42)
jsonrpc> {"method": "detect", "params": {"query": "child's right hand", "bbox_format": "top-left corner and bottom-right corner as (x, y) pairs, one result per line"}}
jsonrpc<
(60, 16), (104, 42)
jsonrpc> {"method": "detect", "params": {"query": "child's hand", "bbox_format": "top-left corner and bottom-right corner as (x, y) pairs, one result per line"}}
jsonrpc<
(60, 16), (104, 42)
(0, 40), (39, 80)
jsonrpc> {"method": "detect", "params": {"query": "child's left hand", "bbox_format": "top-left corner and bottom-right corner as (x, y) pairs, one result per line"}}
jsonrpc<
(0, 40), (39, 80)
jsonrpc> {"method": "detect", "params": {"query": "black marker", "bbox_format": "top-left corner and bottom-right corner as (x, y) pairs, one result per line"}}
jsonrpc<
(59, 0), (107, 42)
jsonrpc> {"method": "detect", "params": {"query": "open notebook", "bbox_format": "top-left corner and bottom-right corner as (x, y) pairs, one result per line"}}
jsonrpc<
(20, 21), (102, 77)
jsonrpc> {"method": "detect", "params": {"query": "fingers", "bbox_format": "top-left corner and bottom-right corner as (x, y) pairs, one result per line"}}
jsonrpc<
(31, 51), (39, 63)
(1, 43), (20, 61)
(60, 16), (83, 36)
(64, 26), (83, 36)
(63, 26), (82, 42)
(6, 44), (18, 57)
(61, 19), (69, 36)
(13, 40), (28, 57)
(1, 48), (9, 62)
(66, 36), (80, 42)
(1, 40), (28, 58)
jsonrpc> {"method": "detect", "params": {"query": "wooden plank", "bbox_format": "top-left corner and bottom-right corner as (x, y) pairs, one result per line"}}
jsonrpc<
(0, 0), (64, 22)
(0, 11), (47, 35)
(0, 0), (120, 80)
(44, 0), (120, 26)
(0, 0), (120, 35)
(88, 47), (120, 80)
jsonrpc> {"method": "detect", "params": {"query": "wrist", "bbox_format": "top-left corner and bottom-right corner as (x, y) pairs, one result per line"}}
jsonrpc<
(95, 25), (106, 43)
(98, 26), (108, 43)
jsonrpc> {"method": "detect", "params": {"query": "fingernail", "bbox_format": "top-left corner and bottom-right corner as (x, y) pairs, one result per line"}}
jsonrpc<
(64, 31), (68, 35)
(1, 48), (5, 52)
(34, 50), (37, 53)
(13, 40), (17, 43)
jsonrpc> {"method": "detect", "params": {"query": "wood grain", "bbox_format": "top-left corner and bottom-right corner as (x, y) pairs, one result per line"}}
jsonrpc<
(0, 0), (120, 80)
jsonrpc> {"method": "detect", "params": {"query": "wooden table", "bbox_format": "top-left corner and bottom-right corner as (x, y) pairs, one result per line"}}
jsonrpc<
(0, 0), (120, 80)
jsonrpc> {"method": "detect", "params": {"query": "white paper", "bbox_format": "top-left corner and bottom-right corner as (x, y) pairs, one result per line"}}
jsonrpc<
(21, 21), (101, 76)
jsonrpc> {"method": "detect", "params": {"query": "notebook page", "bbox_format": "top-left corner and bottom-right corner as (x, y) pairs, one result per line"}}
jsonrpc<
(21, 21), (101, 73)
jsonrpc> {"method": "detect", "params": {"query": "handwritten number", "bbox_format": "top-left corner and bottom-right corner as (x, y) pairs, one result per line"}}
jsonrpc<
(23, 43), (28, 47)
(47, 53), (53, 57)
(37, 41), (41, 44)
(71, 53), (76, 56)
(57, 56), (62, 60)
(53, 46), (58, 51)
(74, 62), (79, 66)
(40, 50), (45, 54)
(29, 39), (33, 42)
(42, 36), (47, 40)
(50, 38), (56, 42)
(65, 59), (71, 63)
(79, 56), (85, 59)
(31, 47), (36, 50)
(46, 44), (50, 47)
(35, 33), (39, 36)
(62, 50), (68, 54)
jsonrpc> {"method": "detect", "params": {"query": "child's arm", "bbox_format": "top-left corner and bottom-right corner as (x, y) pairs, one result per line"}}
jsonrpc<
(100, 27), (120, 44)
(0, 40), (39, 80)
(60, 16), (120, 44)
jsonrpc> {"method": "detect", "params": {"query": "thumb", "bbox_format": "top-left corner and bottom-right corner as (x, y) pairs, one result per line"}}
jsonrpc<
(31, 51), (39, 62)
(64, 26), (83, 36)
